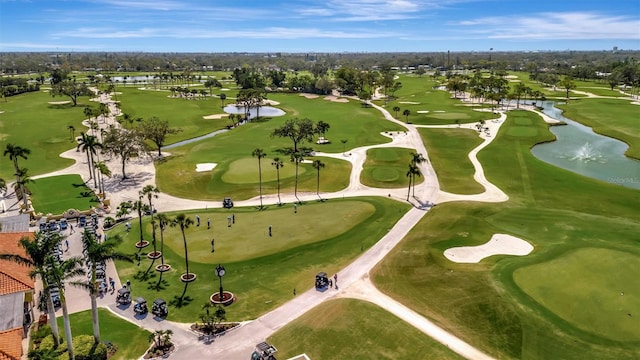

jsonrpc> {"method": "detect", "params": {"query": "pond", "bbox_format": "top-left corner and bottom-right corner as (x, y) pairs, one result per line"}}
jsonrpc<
(531, 101), (640, 189)
(223, 105), (285, 119)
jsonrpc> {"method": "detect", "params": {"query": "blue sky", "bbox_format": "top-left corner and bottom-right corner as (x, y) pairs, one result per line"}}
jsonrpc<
(1, 0), (639, 52)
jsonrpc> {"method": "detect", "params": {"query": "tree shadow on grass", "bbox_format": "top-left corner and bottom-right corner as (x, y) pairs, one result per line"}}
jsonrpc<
(134, 269), (157, 282)
(148, 278), (169, 291)
(169, 282), (193, 308)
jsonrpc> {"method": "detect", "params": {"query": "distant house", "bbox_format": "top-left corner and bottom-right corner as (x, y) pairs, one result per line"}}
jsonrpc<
(0, 232), (35, 360)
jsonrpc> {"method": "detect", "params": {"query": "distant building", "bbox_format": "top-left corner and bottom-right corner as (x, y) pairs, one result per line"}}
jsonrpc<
(0, 232), (35, 360)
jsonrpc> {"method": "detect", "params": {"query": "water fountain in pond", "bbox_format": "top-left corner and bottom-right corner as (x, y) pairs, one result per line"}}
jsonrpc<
(569, 142), (606, 164)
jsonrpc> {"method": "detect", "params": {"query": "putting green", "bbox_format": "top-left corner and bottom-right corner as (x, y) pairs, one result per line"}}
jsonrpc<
(221, 157), (305, 184)
(506, 126), (538, 137)
(513, 247), (640, 341)
(152, 200), (376, 263)
(429, 112), (470, 120)
(361, 147), (422, 188)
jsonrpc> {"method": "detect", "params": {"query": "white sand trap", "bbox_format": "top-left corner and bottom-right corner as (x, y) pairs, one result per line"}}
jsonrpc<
(196, 163), (217, 172)
(48, 101), (71, 105)
(220, 88), (230, 91)
(434, 110), (445, 113)
(203, 114), (229, 119)
(417, 110), (430, 113)
(300, 93), (319, 99)
(263, 99), (280, 105)
(505, 75), (518, 79)
(508, 79), (522, 82)
(444, 234), (534, 263)
(42, 90), (50, 92)
(323, 96), (348, 103)
(630, 101), (640, 105)
(399, 101), (420, 104)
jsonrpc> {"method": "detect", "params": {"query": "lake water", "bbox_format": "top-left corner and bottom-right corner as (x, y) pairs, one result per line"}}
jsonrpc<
(531, 101), (640, 189)
(223, 105), (285, 119)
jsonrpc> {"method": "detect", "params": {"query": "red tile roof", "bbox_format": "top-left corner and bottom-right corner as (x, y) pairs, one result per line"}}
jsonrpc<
(0, 328), (23, 360)
(0, 232), (35, 295)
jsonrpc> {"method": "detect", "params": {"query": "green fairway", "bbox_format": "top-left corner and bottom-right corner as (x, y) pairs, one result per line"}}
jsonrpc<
(57, 308), (150, 360)
(29, 174), (99, 215)
(418, 128), (484, 194)
(116, 87), (229, 144)
(360, 147), (423, 188)
(513, 247), (640, 341)
(0, 91), (92, 179)
(112, 197), (410, 322)
(269, 299), (464, 360)
(372, 110), (640, 359)
(557, 98), (640, 159)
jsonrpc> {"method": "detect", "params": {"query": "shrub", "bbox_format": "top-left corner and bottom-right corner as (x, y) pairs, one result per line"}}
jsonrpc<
(31, 325), (53, 343)
(72, 335), (108, 360)
(38, 335), (56, 352)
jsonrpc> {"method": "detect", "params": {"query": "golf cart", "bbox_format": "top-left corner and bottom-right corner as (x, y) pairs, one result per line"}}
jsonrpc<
(222, 197), (234, 208)
(251, 342), (277, 360)
(152, 298), (168, 317)
(116, 287), (131, 305)
(134, 297), (148, 315)
(315, 272), (329, 289)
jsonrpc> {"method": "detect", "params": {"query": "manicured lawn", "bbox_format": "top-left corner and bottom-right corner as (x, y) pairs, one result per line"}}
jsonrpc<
(557, 98), (640, 159)
(372, 110), (640, 359)
(513, 247), (640, 342)
(268, 299), (464, 360)
(116, 87), (230, 144)
(111, 197), (410, 323)
(155, 93), (403, 200)
(29, 174), (99, 215)
(0, 91), (92, 179)
(418, 128), (484, 194)
(360, 147), (423, 188)
(57, 308), (151, 360)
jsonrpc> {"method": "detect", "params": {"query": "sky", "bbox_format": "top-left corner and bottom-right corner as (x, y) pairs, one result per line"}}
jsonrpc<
(0, 0), (639, 52)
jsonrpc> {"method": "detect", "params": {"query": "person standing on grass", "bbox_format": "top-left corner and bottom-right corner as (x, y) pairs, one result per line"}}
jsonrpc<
(207, 218), (210, 229)
(211, 238), (215, 253)
(196, 215), (200, 226)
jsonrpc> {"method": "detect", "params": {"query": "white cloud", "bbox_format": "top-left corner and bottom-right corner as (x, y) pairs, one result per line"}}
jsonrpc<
(456, 12), (640, 40)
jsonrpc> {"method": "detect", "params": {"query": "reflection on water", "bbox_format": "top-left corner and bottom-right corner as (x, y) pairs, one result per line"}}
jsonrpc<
(531, 101), (640, 189)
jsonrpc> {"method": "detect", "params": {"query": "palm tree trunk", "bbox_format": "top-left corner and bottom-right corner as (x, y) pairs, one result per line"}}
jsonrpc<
(61, 301), (75, 360)
(406, 176), (412, 201)
(46, 289), (60, 346)
(90, 153), (98, 188)
(258, 159), (263, 209)
(121, 158), (127, 179)
(182, 229), (189, 276)
(316, 169), (320, 197)
(294, 162), (300, 203)
(91, 292), (100, 342)
(85, 152), (93, 180)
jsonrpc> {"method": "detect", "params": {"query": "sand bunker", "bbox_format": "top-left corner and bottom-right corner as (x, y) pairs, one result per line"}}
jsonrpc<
(300, 93), (319, 99)
(444, 234), (534, 263)
(196, 163), (217, 172)
(48, 101), (71, 105)
(220, 88), (230, 91)
(417, 110), (430, 113)
(505, 75), (519, 79)
(203, 114), (229, 120)
(399, 101), (420, 104)
(323, 96), (348, 103)
(263, 99), (280, 106)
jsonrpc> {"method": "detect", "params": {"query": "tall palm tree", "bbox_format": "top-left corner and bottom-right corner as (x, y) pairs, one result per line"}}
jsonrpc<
(220, 93), (227, 108)
(392, 106), (400, 118)
(402, 109), (411, 123)
(290, 151), (304, 203)
(171, 214), (195, 281)
(406, 163), (419, 201)
(140, 185), (160, 256)
(155, 213), (170, 271)
(72, 231), (132, 343)
(95, 160), (111, 197)
(132, 196), (148, 247)
(77, 132), (102, 187)
(68, 125), (76, 142)
(0, 177), (6, 194)
(47, 255), (85, 360)
(4, 143), (30, 204)
(0, 232), (62, 346)
(410, 153), (426, 197)
(14, 167), (32, 209)
(252, 148), (266, 209)
(83, 106), (94, 122)
(271, 157), (284, 205)
(312, 159), (325, 199)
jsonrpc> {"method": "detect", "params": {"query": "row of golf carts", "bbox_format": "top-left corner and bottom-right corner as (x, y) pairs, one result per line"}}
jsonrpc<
(116, 287), (168, 317)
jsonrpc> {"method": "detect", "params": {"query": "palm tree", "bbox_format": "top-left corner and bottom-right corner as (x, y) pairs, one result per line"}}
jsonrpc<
(140, 185), (160, 256)
(220, 93), (227, 108)
(312, 159), (325, 199)
(252, 148), (266, 209)
(402, 109), (411, 123)
(72, 231), (132, 343)
(4, 143), (30, 204)
(171, 214), (195, 281)
(0, 232), (62, 346)
(132, 196), (148, 247)
(392, 106), (400, 118)
(14, 167), (32, 209)
(47, 255), (86, 360)
(155, 213), (170, 271)
(77, 132), (102, 187)
(340, 139), (348, 155)
(406, 163), (419, 201)
(290, 151), (304, 203)
(0, 177), (6, 194)
(271, 157), (284, 205)
(409, 153), (426, 197)
(95, 161), (111, 197)
(83, 106), (94, 122)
